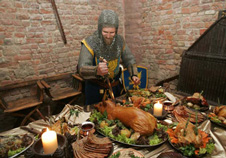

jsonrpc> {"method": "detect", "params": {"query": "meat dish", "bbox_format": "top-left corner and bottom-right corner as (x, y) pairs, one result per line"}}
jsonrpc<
(172, 106), (206, 123)
(94, 99), (157, 135)
(0, 134), (33, 158)
(208, 105), (226, 126)
(167, 120), (214, 157)
(72, 132), (112, 158)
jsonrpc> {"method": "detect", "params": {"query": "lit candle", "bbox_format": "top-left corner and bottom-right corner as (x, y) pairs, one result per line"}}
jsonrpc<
(154, 101), (163, 116)
(41, 128), (58, 154)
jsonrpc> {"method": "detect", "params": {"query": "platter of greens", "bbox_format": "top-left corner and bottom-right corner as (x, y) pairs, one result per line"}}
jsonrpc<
(89, 110), (168, 147)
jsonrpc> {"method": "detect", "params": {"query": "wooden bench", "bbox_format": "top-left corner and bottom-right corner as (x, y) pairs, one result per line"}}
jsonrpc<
(40, 73), (84, 105)
(0, 80), (46, 126)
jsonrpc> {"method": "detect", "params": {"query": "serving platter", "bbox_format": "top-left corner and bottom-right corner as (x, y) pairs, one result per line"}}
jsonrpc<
(110, 148), (144, 158)
(167, 127), (215, 158)
(209, 119), (226, 129)
(172, 106), (207, 124)
(10, 137), (34, 158)
(208, 112), (226, 129)
(207, 106), (226, 129)
(96, 128), (167, 148)
(168, 136), (214, 158)
(90, 99), (168, 148)
(72, 133), (114, 158)
(182, 101), (209, 112)
(0, 134), (34, 158)
(181, 93), (210, 112)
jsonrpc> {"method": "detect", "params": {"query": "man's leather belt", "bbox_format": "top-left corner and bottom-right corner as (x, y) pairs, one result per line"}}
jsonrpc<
(90, 79), (120, 89)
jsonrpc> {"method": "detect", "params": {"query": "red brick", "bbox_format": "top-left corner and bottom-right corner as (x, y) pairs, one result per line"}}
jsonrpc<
(181, 8), (190, 14)
(202, 4), (211, 10)
(1, 19), (13, 25)
(31, 15), (42, 20)
(16, 14), (30, 20)
(177, 30), (186, 35)
(14, 55), (31, 61)
(182, 1), (191, 7)
(166, 10), (173, 14)
(157, 60), (166, 64)
(190, 6), (200, 13)
(32, 60), (40, 65)
(0, 40), (3, 45)
(0, 1), (12, 7)
(15, 2), (23, 8)
(19, 49), (32, 54)
(15, 33), (25, 38)
(40, 9), (52, 14)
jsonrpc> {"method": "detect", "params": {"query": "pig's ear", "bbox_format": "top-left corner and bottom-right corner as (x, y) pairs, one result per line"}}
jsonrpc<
(103, 101), (107, 107)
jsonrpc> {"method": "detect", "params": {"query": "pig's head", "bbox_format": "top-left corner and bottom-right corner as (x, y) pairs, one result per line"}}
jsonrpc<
(94, 99), (115, 114)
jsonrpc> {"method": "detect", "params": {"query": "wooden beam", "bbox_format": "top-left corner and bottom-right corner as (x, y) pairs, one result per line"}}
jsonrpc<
(50, 0), (67, 44)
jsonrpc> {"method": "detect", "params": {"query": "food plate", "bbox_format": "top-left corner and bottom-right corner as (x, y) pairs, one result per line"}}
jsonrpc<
(208, 112), (226, 129)
(182, 95), (209, 112)
(72, 133), (113, 158)
(167, 127), (215, 157)
(184, 103), (209, 112)
(209, 119), (226, 129)
(10, 136), (34, 158)
(172, 106), (207, 124)
(110, 148), (144, 158)
(208, 106), (226, 129)
(90, 107), (168, 148)
(96, 129), (167, 148)
(168, 136), (213, 158)
(0, 134), (34, 158)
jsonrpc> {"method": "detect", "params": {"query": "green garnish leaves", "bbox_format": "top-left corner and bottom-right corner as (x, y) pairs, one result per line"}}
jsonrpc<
(179, 144), (196, 157)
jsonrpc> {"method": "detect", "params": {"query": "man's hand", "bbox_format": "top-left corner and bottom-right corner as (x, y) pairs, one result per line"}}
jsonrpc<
(96, 59), (108, 76)
(132, 76), (140, 85)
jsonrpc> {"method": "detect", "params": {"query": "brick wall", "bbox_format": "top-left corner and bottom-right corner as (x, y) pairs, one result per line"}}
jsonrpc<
(0, 0), (125, 86)
(1, 0), (226, 90)
(124, 0), (226, 90)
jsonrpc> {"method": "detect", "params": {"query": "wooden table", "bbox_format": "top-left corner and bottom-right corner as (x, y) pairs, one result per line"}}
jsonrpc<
(1, 110), (226, 158)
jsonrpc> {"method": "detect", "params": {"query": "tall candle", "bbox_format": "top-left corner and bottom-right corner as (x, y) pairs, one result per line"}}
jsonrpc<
(154, 101), (163, 116)
(41, 128), (58, 154)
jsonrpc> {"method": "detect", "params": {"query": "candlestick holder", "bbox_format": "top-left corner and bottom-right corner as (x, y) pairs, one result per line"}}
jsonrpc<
(150, 108), (168, 120)
(31, 134), (70, 158)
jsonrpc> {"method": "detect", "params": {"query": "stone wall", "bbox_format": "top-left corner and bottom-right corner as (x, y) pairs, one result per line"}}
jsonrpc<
(124, 0), (226, 90)
(0, 0), (125, 86)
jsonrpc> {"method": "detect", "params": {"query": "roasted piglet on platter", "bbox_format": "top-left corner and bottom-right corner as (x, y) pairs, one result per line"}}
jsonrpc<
(90, 99), (168, 147)
(183, 92), (209, 111)
(95, 99), (157, 135)
(172, 106), (206, 124)
(208, 105), (226, 128)
(167, 121), (215, 157)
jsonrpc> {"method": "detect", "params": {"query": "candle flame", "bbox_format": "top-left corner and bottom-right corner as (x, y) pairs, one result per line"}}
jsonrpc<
(46, 128), (49, 132)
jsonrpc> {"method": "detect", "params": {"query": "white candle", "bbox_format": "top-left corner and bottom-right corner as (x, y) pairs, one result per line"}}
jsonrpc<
(154, 101), (163, 116)
(41, 128), (58, 154)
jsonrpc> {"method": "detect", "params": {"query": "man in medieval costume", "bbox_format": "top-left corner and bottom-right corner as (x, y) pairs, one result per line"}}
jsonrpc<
(78, 9), (140, 105)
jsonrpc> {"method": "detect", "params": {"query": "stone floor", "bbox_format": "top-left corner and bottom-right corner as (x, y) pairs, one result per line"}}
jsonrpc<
(0, 95), (85, 133)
